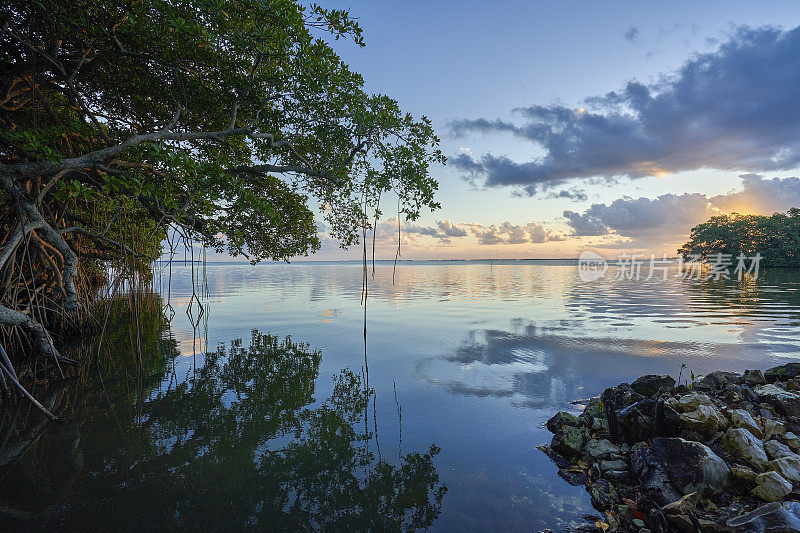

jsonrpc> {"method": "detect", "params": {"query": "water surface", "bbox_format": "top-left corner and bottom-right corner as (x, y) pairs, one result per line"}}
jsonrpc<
(2, 261), (800, 531)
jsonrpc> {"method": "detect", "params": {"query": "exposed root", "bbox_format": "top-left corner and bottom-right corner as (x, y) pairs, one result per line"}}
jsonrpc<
(0, 305), (76, 366)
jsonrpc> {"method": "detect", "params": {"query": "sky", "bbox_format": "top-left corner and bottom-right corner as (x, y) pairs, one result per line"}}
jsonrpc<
(230, 1), (800, 261)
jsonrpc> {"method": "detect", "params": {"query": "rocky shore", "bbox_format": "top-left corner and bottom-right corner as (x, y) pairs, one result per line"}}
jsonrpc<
(540, 364), (800, 532)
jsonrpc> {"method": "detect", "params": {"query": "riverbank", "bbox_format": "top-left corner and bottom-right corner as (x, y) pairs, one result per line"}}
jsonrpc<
(541, 364), (800, 532)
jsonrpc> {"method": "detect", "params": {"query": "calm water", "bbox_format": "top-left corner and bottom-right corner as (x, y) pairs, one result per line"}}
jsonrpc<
(2, 261), (800, 531)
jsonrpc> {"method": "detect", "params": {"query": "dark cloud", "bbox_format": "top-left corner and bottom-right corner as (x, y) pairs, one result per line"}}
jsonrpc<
(562, 210), (608, 236)
(563, 175), (800, 239)
(624, 26), (640, 42)
(547, 188), (589, 201)
(451, 26), (800, 192)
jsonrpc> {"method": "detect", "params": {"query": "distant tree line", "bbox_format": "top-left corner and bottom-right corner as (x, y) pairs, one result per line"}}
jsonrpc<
(679, 208), (800, 267)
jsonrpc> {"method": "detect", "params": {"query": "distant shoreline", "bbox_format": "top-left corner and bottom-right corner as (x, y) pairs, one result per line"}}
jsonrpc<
(154, 258), (587, 264)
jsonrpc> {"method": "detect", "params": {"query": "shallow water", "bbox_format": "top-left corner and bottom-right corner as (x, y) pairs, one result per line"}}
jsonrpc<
(2, 260), (800, 531)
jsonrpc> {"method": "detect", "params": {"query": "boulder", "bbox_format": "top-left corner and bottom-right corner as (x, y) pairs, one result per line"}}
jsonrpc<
(631, 374), (675, 397)
(722, 428), (769, 470)
(763, 439), (794, 460)
(751, 471), (792, 501)
(698, 371), (741, 390)
(767, 455), (800, 483)
(630, 444), (682, 505)
(755, 384), (800, 418)
(584, 438), (622, 461)
(726, 502), (800, 532)
(581, 397), (605, 420)
(662, 492), (699, 533)
(679, 404), (727, 434)
(729, 408), (762, 437)
(551, 425), (586, 458)
(599, 458), (627, 473)
(744, 369), (767, 387)
(674, 392), (716, 412)
(764, 363), (800, 383)
(651, 437), (730, 494)
(784, 432), (800, 452)
(762, 419), (786, 440)
(588, 478), (618, 511)
(604, 469), (629, 480)
(654, 398), (682, 438)
(731, 465), (758, 484)
(546, 411), (582, 433)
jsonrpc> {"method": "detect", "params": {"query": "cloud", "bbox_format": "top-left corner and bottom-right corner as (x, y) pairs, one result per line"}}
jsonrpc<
(547, 188), (589, 201)
(562, 174), (800, 239)
(711, 173), (800, 214)
(405, 219), (468, 241)
(467, 221), (565, 245)
(451, 26), (800, 193)
(624, 26), (639, 42)
(398, 219), (563, 245)
(562, 210), (609, 236)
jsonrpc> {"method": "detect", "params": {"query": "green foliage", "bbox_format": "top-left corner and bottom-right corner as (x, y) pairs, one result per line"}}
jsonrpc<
(679, 209), (800, 267)
(2, 0), (443, 266)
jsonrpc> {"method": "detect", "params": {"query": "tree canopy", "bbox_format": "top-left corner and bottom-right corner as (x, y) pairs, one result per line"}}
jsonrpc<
(0, 0), (443, 361)
(679, 209), (800, 267)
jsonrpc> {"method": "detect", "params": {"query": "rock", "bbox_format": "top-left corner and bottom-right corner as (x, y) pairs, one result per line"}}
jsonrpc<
(731, 465), (758, 484)
(604, 469), (629, 480)
(631, 374), (675, 397)
(630, 445), (682, 505)
(665, 513), (694, 533)
(557, 466), (589, 486)
(585, 438), (622, 461)
(764, 363), (800, 383)
(581, 397), (605, 420)
(654, 398), (682, 438)
(546, 411), (582, 433)
(679, 404), (727, 434)
(674, 393), (716, 412)
(722, 428), (769, 470)
(600, 458), (627, 472)
(751, 471), (792, 501)
(726, 502), (800, 532)
(662, 491), (699, 514)
(784, 432), (800, 451)
(551, 426), (586, 458)
(764, 439), (794, 460)
(698, 371), (741, 390)
(588, 478), (619, 511)
(766, 455), (800, 483)
(755, 384), (800, 418)
(744, 369), (767, 387)
(662, 492), (699, 533)
(631, 518), (645, 528)
(729, 409), (762, 437)
(761, 419), (786, 440)
(651, 437), (731, 494)
(616, 504), (633, 525)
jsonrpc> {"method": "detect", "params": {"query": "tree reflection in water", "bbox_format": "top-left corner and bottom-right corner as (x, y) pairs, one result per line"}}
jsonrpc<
(0, 327), (446, 531)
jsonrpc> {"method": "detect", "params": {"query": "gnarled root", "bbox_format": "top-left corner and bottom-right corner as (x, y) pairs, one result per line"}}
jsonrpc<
(0, 305), (76, 366)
